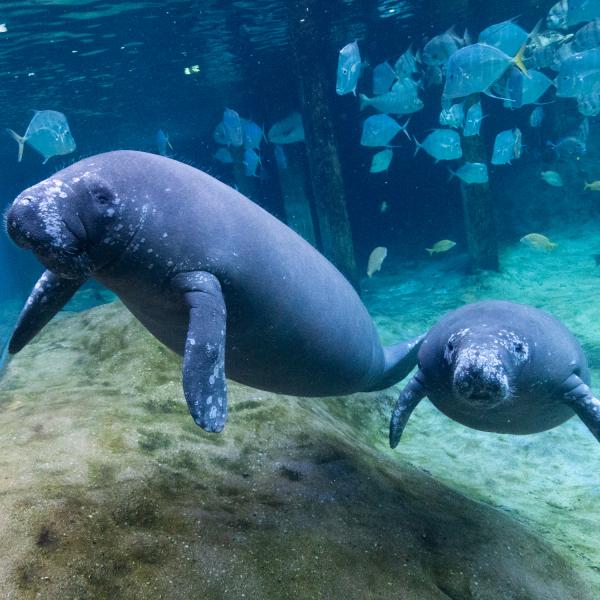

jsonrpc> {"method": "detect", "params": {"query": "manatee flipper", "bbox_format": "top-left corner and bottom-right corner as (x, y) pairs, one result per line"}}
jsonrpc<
(368, 334), (425, 391)
(389, 370), (426, 448)
(9, 270), (85, 354)
(172, 271), (227, 433)
(562, 373), (600, 443)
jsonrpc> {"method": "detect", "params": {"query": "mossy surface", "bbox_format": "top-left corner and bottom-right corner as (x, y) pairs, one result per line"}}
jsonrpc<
(0, 298), (596, 599)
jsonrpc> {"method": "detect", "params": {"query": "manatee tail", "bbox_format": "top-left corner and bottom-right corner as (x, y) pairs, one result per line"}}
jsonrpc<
(365, 334), (424, 391)
(6, 129), (26, 162)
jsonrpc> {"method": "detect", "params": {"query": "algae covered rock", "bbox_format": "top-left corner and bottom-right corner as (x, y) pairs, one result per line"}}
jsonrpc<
(0, 301), (594, 599)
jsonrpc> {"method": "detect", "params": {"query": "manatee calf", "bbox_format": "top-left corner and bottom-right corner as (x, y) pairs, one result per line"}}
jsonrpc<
(5, 151), (422, 433)
(390, 300), (600, 447)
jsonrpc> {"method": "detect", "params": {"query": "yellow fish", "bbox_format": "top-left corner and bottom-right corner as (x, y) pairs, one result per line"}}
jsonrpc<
(367, 246), (387, 277)
(520, 233), (557, 251)
(584, 181), (600, 191)
(426, 239), (456, 255)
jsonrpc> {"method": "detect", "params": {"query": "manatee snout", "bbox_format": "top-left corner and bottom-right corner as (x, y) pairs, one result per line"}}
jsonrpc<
(6, 197), (38, 249)
(452, 349), (510, 407)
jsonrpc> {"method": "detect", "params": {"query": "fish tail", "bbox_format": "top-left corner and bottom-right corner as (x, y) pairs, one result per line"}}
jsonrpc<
(548, 243), (558, 251)
(426, 248), (434, 255)
(584, 182), (590, 190)
(400, 117), (411, 140)
(413, 136), (422, 157)
(6, 129), (25, 162)
(447, 168), (456, 182)
(359, 94), (370, 111)
(512, 44), (529, 77)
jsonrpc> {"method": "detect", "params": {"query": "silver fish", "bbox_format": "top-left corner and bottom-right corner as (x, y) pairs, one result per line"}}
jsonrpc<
(529, 106), (545, 127)
(549, 135), (587, 157)
(568, 0), (600, 27)
(372, 60), (396, 95)
(491, 128), (522, 165)
(394, 46), (419, 78)
(156, 129), (173, 157)
(223, 108), (244, 147)
(547, 0), (568, 30)
(439, 102), (465, 129)
(443, 43), (526, 102)
(360, 78), (423, 115)
(414, 129), (462, 161)
(214, 147), (233, 164)
(463, 101), (484, 137)
(370, 148), (394, 173)
(242, 119), (264, 150)
(573, 19), (600, 52)
(555, 48), (600, 98)
(448, 162), (489, 184)
(243, 148), (260, 177)
(478, 19), (529, 57)
(336, 40), (361, 96)
(268, 112), (305, 144)
(7, 110), (76, 163)
(360, 114), (409, 147)
(422, 26), (468, 66)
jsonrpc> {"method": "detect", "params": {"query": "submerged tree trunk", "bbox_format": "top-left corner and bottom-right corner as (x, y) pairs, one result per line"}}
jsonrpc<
(275, 144), (318, 247)
(460, 106), (500, 272)
(287, 0), (359, 290)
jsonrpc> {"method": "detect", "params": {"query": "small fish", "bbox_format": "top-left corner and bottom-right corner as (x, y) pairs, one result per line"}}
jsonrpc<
(584, 181), (600, 191)
(7, 109), (76, 163)
(372, 60), (397, 95)
(370, 148), (393, 173)
(243, 148), (261, 177)
(359, 78), (423, 115)
(443, 43), (528, 102)
(414, 129), (462, 161)
(242, 119), (264, 150)
(183, 65), (200, 75)
(573, 19), (600, 52)
(394, 46), (419, 78)
(555, 48), (600, 99)
(426, 239), (456, 255)
(422, 27), (468, 66)
(360, 114), (409, 147)
(547, 0), (568, 30)
(540, 170), (563, 186)
(273, 145), (287, 170)
(529, 106), (544, 127)
(367, 246), (388, 277)
(268, 112), (305, 144)
(0, 24), (7, 33)
(214, 147), (233, 164)
(367, 246), (387, 277)
(222, 108), (244, 147)
(336, 40), (361, 96)
(156, 129), (173, 157)
(478, 18), (530, 57)
(439, 102), (465, 129)
(380, 201), (389, 213)
(520, 233), (557, 251)
(448, 162), (489, 184)
(549, 136), (586, 157)
(463, 101), (484, 137)
(491, 128), (522, 165)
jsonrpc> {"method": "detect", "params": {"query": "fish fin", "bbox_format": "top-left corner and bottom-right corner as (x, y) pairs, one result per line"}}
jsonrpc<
(6, 129), (25, 162)
(462, 28), (471, 46)
(528, 18), (543, 42)
(447, 168), (456, 182)
(483, 87), (513, 102)
(389, 372), (426, 448)
(512, 43), (529, 77)
(413, 136), (422, 157)
(359, 93), (370, 111)
(400, 117), (411, 140)
(426, 248), (434, 255)
(42, 156), (49, 164)
(167, 136), (174, 151)
(585, 183), (590, 190)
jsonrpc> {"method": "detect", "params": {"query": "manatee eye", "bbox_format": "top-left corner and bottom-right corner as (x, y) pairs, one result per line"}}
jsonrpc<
(92, 189), (111, 205)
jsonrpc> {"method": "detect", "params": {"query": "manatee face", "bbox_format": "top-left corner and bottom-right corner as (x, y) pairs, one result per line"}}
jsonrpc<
(443, 326), (530, 412)
(5, 167), (135, 279)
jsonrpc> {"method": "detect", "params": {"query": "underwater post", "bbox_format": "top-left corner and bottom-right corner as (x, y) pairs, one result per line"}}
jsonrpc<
(460, 95), (500, 272)
(287, 0), (359, 290)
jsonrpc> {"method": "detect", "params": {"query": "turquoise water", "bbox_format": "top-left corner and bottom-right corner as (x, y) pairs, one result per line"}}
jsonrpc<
(0, 0), (599, 597)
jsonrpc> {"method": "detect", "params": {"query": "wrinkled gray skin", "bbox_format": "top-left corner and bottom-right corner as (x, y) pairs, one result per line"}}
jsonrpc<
(390, 301), (600, 448)
(5, 151), (422, 434)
